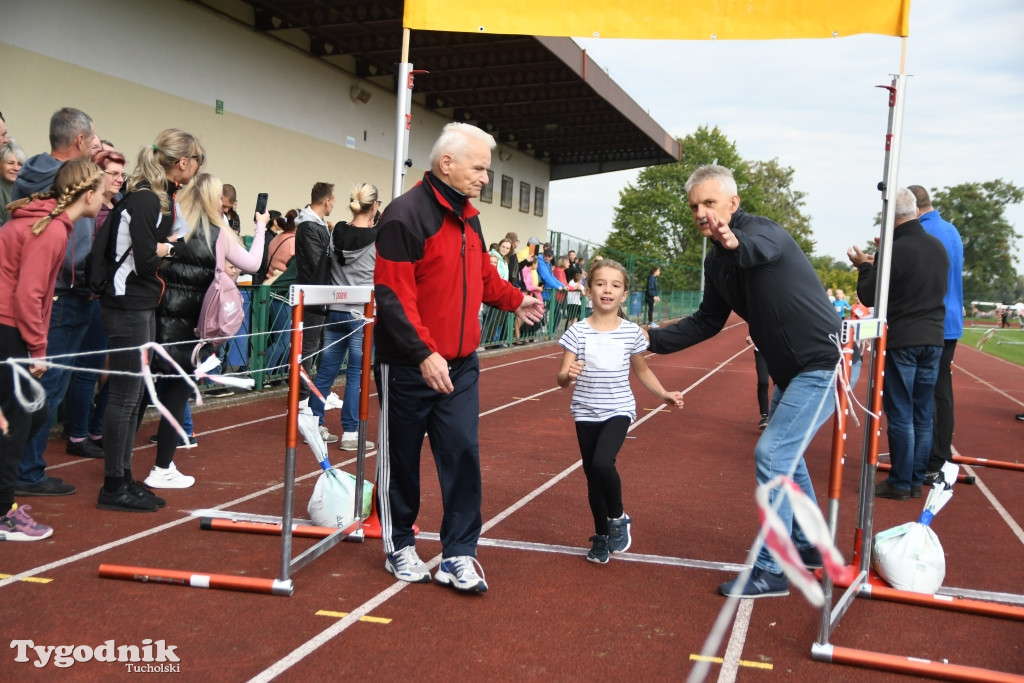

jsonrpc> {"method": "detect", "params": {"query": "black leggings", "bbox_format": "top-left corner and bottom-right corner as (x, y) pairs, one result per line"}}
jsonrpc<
(575, 416), (630, 536)
(0, 325), (49, 511)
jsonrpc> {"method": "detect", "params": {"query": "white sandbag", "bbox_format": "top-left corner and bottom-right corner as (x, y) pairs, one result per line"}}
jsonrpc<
(872, 522), (946, 594)
(307, 469), (374, 528)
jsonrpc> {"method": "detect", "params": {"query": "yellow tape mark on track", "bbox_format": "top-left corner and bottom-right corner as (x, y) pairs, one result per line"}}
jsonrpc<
(0, 573), (52, 584)
(689, 654), (773, 670)
(315, 609), (391, 624)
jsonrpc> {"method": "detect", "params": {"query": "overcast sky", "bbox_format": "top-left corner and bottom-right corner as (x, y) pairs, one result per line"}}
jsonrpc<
(546, 0), (1024, 265)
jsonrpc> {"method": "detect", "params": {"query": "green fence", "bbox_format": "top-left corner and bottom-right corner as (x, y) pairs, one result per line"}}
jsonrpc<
(227, 282), (702, 388)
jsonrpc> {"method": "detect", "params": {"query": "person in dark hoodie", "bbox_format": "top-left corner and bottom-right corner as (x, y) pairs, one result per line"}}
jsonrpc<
(293, 182), (335, 437)
(308, 182), (380, 452)
(647, 164), (841, 599)
(1, 158), (104, 540)
(11, 107), (99, 498)
(96, 128), (204, 513)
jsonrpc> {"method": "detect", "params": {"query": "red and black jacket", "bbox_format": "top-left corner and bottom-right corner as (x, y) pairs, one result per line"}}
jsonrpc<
(374, 173), (523, 365)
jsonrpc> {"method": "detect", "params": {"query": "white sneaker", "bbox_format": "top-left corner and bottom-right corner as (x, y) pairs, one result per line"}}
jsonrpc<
(340, 431), (374, 451)
(144, 462), (196, 489)
(319, 425), (338, 444)
(435, 555), (488, 593)
(385, 545), (432, 583)
(324, 392), (344, 410)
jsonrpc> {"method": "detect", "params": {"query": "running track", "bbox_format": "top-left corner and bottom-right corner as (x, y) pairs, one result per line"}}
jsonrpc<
(2, 316), (1022, 681)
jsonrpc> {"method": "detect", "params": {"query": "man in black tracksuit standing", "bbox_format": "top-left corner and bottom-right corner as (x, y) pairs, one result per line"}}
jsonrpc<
(373, 123), (543, 593)
(848, 187), (947, 501)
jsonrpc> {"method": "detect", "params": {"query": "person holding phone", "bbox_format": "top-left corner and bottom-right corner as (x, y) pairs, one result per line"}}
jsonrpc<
(146, 174), (268, 491)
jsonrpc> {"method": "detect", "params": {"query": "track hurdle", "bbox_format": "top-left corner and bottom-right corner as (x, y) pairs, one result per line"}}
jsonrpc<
(811, 74), (1024, 681)
(99, 285), (375, 596)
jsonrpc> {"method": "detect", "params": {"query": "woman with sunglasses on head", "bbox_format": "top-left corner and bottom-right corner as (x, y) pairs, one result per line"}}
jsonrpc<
(95, 128), (205, 513)
(60, 149), (131, 461)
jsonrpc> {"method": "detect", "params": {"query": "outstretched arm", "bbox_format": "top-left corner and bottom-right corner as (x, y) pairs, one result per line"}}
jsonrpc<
(630, 354), (684, 407)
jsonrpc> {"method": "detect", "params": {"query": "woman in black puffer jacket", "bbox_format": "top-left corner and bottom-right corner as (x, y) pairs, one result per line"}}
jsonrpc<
(147, 173), (267, 490)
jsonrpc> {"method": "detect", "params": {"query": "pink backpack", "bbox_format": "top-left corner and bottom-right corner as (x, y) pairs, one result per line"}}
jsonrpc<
(195, 229), (245, 346)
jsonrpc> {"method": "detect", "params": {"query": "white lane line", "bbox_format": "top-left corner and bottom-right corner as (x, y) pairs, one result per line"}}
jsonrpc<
(248, 349), (745, 682)
(956, 364), (1024, 408)
(717, 598), (754, 683)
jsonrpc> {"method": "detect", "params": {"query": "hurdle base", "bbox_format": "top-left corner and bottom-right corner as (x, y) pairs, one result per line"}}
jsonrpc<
(99, 564), (294, 597)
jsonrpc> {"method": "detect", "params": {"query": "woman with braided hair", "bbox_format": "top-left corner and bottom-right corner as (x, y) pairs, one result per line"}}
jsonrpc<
(98, 128), (204, 513)
(0, 158), (104, 541)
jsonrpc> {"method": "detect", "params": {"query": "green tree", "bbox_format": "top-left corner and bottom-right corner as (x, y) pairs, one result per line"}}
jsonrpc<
(931, 180), (1024, 302)
(740, 159), (815, 255)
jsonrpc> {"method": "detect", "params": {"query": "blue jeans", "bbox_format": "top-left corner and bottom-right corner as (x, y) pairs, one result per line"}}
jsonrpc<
(309, 311), (364, 434)
(17, 294), (93, 487)
(63, 300), (109, 439)
(754, 368), (836, 574)
(882, 345), (942, 491)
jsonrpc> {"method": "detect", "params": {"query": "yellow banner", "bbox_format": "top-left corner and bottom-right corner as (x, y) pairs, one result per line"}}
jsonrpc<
(404, 0), (910, 40)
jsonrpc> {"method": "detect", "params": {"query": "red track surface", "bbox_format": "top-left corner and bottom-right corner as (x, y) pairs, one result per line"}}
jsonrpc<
(3, 317), (1022, 681)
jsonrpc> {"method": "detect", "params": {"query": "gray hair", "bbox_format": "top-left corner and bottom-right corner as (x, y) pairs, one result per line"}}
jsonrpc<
(1, 140), (26, 165)
(48, 107), (94, 151)
(685, 164), (738, 196)
(894, 187), (917, 220)
(429, 122), (495, 168)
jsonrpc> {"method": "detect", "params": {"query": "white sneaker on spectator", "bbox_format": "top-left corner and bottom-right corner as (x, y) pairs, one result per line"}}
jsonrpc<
(144, 462), (196, 489)
(340, 431), (374, 451)
(324, 392), (344, 410)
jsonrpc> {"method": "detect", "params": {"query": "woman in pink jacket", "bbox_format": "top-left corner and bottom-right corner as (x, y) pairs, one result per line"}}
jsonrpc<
(0, 158), (103, 541)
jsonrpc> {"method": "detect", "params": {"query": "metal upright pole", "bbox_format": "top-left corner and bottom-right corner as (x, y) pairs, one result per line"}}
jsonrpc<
(392, 30), (413, 200)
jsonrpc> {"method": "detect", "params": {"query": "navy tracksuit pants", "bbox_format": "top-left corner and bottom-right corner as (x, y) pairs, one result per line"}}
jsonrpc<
(375, 354), (481, 559)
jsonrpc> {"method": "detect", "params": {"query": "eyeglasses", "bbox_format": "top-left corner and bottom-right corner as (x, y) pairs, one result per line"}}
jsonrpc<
(104, 171), (127, 181)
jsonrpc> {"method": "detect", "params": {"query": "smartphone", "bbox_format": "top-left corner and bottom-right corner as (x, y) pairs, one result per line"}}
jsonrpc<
(254, 192), (269, 217)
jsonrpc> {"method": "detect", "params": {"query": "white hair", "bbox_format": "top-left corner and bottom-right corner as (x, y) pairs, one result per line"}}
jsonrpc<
(684, 164), (738, 196)
(894, 187), (917, 220)
(429, 122), (496, 168)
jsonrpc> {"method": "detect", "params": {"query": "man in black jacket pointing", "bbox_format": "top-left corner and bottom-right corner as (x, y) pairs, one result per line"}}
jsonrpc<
(648, 164), (840, 599)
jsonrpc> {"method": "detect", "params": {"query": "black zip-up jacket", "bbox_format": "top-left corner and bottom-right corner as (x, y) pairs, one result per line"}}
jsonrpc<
(649, 208), (840, 388)
(855, 219), (947, 350)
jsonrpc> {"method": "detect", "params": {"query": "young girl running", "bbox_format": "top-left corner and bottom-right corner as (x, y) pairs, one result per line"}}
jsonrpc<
(556, 259), (683, 564)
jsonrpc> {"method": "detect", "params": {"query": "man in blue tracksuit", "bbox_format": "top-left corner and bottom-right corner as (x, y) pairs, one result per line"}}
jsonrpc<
(908, 185), (963, 481)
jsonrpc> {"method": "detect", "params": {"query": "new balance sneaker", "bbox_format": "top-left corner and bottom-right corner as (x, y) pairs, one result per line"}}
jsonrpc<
(340, 432), (374, 451)
(143, 462), (196, 489)
(205, 386), (234, 398)
(127, 480), (166, 508)
(608, 513), (632, 554)
(435, 556), (488, 593)
(1, 504), (53, 541)
(15, 478), (76, 497)
(1016, 412), (1024, 421)
(758, 414), (769, 430)
(66, 438), (104, 458)
(587, 535), (610, 564)
(385, 545), (432, 583)
(324, 392), (344, 410)
(798, 546), (823, 569)
(718, 567), (790, 598)
(97, 484), (159, 512)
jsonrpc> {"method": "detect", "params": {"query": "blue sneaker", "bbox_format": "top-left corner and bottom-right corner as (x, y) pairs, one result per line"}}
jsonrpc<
(385, 546), (431, 583)
(718, 567), (789, 598)
(798, 546), (823, 569)
(587, 535), (610, 564)
(607, 513), (632, 554)
(435, 556), (488, 593)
